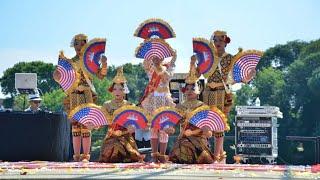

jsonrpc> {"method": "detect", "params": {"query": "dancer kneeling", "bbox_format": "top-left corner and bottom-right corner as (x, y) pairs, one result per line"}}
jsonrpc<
(99, 67), (144, 163)
(170, 66), (215, 164)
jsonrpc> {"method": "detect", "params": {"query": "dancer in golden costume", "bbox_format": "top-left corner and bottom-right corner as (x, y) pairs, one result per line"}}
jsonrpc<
(191, 30), (255, 163)
(99, 67), (144, 163)
(170, 66), (215, 164)
(53, 34), (107, 161)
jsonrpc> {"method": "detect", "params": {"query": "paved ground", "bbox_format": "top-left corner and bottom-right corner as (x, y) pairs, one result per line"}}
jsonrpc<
(0, 162), (319, 179)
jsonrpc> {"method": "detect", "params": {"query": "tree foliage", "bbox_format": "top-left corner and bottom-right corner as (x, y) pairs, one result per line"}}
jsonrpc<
(106, 63), (148, 104)
(257, 40), (307, 71)
(0, 61), (58, 96)
(12, 94), (28, 111)
(92, 76), (113, 106)
(307, 67), (320, 97)
(42, 89), (66, 112)
(254, 67), (285, 107)
(234, 38), (320, 164)
(234, 84), (257, 106)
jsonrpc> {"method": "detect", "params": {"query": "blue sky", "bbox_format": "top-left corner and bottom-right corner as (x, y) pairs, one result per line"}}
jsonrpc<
(1, 0), (320, 97)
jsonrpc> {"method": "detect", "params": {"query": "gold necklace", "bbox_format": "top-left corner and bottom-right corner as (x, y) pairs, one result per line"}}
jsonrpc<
(154, 65), (164, 74)
(112, 100), (125, 108)
(183, 99), (201, 110)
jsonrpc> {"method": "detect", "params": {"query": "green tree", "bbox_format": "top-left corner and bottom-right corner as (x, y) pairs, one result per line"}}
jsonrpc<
(257, 40), (307, 71)
(42, 89), (66, 112)
(299, 39), (320, 59)
(12, 94), (28, 111)
(234, 39), (320, 164)
(2, 97), (14, 109)
(0, 61), (58, 97)
(254, 67), (285, 107)
(234, 84), (257, 106)
(123, 63), (148, 104)
(104, 63), (148, 104)
(92, 76), (113, 105)
(307, 67), (320, 97)
(285, 52), (320, 136)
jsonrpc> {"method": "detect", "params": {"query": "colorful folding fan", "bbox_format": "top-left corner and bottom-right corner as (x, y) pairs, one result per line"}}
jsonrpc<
(135, 38), (173, 61)
(112, 105), (148, 129)
(69, 103), (110, 127)
(192, 38), (218, 78)
(232, 50), (263, 83)
(134, 18), (176, 39)
(56, 51), (79, 94)
(151, 107), (182, 130)
(81, 38), (106, 78)
(187, 105), (229, 132)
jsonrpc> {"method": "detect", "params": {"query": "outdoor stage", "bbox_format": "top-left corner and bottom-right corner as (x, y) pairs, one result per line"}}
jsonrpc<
(0, 162), (319, 179)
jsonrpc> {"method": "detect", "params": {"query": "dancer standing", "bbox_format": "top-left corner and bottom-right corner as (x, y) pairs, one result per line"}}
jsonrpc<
(53, 34), (107, 162)
(191, 30), (256, 163)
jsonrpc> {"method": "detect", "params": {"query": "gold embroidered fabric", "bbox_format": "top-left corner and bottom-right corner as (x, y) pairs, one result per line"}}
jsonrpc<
(64, 55), (104, 132)
(203, 88), (225, 111)
(99, 100), (143, 163)
(99, 134), (142, 163)
(207, 53), (233, 84)
(170, 100), (214, 164)
(176, 99), (204, 133)
(141, 95), (175, 116)
(103, 100), (132, 115)
(176, 100), (204, 118)
(170, 135), (214, 164)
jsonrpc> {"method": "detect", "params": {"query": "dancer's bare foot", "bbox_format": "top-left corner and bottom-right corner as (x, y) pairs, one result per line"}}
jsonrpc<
(73, 154), (81, 162)
(158, 154), (169, 163)
(80, 154), (90, 162)
(151, 152), (160, 163)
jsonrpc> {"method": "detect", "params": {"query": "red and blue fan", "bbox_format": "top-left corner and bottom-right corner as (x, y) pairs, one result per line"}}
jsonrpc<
(232, 50), (263, 83)
(192, 38), (218, 77)
(112, 105), (148, 129)
(56, 51), (79, 94)
(135, 38), (173, 61)
(81, 38), (106, 78)
(69, 103), (110, 127)
(134, 18), (176, 39)
(151, 107), (182, 130)
(188, 106), (228, 132)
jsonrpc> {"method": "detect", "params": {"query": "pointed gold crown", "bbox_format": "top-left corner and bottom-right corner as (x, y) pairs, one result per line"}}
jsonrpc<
(113, 66), (127, 84)
(213, 30), (227, 37)
(70, 33), (88, 47)
(185, 66), (198, 84)
(74, 33), (88, 41)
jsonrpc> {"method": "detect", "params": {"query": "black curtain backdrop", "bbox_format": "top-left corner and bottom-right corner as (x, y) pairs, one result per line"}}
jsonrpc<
(0, 111), (71, 161)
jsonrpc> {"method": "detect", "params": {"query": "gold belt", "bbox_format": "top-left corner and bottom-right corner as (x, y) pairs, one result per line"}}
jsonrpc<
(155, 86), (169, 93)
(206, 82), (224, 90)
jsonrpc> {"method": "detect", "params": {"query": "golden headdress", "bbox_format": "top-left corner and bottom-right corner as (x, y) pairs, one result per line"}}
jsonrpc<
(213, 30), (227, 37)
(70, 33), (88, 47)
(185, 66), (199, 84)
(113, 66), (127, 84)
(211, 30), (230, 44)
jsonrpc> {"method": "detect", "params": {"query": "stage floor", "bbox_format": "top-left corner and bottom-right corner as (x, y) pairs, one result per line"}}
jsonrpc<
(0, 162), (319, 179)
